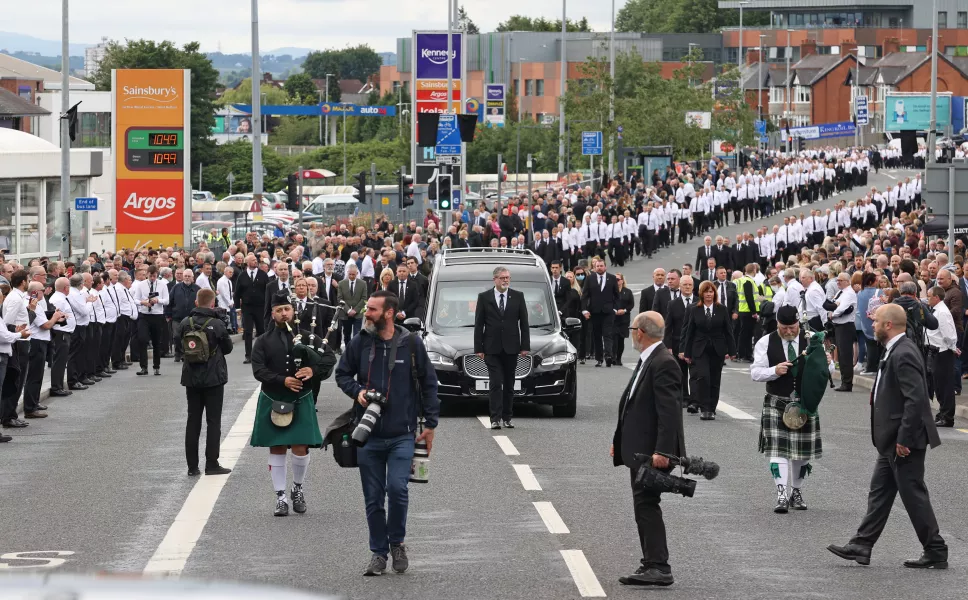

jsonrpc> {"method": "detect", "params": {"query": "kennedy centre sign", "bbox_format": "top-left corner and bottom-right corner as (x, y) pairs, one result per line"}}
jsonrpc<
(412, 31), (465, 186)
(112, 69), (191, 250)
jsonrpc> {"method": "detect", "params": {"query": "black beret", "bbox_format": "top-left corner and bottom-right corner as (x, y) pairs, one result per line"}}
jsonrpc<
(776, 305), (799, 326)
(271, 291), (292, 308)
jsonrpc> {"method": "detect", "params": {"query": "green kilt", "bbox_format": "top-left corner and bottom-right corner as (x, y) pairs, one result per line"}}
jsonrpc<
(757, 394), (822, 461)
(250, 390), (323, 448)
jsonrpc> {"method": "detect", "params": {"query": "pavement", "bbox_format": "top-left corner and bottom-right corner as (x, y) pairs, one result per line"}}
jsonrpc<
(5, 168), (968, 599)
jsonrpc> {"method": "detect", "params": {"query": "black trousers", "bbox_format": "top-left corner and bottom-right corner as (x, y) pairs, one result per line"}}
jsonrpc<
(0, 341), (29, 421)
(50, 331), (70, 392)
(241, 306), (265, 357)
(22, 338), (47, 414)
(590, 312), (615, 363)
(139, 314), (165, 369)
(629, 468), (671, 574)
(613, 335), (627, 365)
(933, 350), (956, 421)
(485, 353), (518, 423)
(186, 385), (225, 469)
(865, 337), (882, 373)
(67, 325), (87, 386)
(674, 355), (690, 406)
(98, 321), (115, 372)
(85, 322), (101, 379)
(690, 347), (724, 414)
(112, 316), (131, 367)
(834, 323), (854, 387)
(849, 450), (947, 557)
(738, 313), (756, 360)
(128, 318), (140, 363)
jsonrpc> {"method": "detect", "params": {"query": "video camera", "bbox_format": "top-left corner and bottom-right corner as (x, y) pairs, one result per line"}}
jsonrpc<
(633, 453), (720, 498)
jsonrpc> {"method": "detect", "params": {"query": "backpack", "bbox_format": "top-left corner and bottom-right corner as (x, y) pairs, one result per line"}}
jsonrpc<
(183, 317), (215, 364)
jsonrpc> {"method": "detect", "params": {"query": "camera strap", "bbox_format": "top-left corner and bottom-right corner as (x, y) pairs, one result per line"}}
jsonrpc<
(366, 329), (405, 404)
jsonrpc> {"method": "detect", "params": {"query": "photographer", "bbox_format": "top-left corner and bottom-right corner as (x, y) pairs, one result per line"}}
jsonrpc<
(611, 311), (685, 587)
(335, 290), (440, 577)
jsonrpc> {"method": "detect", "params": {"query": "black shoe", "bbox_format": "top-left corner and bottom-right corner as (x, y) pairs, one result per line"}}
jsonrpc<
(274, 496), (289, 517)
(136, 369), (149, 376)
(123, 361), (133, 366)
(700, 412), (715, 421)
(68, 383), (88, 391)
(789, 488), (808, 510)
(50, 389), (72, 397)
(835, 385), (853, 392)
(935, 418), (954, 428)
(174, 356), (182, 363)
(187, 467), (201, 477)
(34, 405), (48, 411)
(80, 378), (96, 385)
(503, 420), (514, 429)
(114, 364), (129, 370)
(605, 358), (613, 367)
(687, 404), (700, 414)
(243, 357), (251, 364)
(579, 359), (585, 365)
(619, 568), (674, 587)
(103, 369), (117, 374)
(0, 433), (11, 443)
(595, 361), (603, 367)
(903, 553), (948, 569)
(205, 463), (232, 476)
(95, 371), (112, 378)
(89, 376), (102, 383)
(827, 543), (871, 566)
(490, 421), (502, 430)
(291, 485), (307, 514)
(2, 419), (28, 428)
(161, 353), (174, 359)
(154, 368), (161, 376)
(390, 543), (409, 573)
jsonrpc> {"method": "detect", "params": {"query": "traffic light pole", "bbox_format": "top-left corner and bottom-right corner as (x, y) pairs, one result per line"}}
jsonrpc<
(496, 152), (503, 217)
(297, 165), (304, 234)
(370, 162), (377, 231)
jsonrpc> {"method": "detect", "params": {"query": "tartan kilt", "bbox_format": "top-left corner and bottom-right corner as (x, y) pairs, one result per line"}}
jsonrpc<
(757, 394), (822, 461)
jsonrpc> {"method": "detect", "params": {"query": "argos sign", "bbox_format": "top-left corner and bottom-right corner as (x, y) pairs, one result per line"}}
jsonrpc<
(113, 69), (191, 250)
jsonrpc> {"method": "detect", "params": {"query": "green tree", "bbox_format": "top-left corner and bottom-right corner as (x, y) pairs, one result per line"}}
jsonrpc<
(458, 6), (480, 34)
(496, 15), (592, 32)
(202, 141), (289, 198)
(302, 45), (383, 83)
(616, 0), (768, 33)
(92, 39), (219, 173)
(284, 72), (319, 104)
(271, 117), (321, 146)
(217, 78), (289, 106)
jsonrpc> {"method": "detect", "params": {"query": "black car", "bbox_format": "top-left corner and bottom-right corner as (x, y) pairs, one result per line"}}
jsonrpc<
(405, 248), (581, 417)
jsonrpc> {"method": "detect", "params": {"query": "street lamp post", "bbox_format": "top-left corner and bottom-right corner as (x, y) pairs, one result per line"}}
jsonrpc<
(738, 1), (750, 72)
(558, 0), (567, 174)
(786, 29), (792, 149)
(250, 0), (263, 203)
(324, 73), (334, 145)
(608, 0), (615, 177)
(928, 0), (939, 167)
(758, 35), (765, 150)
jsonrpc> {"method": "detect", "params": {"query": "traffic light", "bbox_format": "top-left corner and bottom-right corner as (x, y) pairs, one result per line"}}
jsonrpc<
(352, 171), (367, 203)
(399, 173), (414, 208)
(286, 174), (298, 211)
(797, 137), (806, 152)
(437, 173), (452, 211)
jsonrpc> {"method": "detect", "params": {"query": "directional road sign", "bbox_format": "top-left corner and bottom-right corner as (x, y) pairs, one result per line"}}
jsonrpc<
(855, 96), (869, 126)
(435, 113), (462, 156)
(582, 131), (603, 156)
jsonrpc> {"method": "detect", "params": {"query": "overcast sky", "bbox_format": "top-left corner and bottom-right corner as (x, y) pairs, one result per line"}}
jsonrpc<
(13, 0), (619, 54)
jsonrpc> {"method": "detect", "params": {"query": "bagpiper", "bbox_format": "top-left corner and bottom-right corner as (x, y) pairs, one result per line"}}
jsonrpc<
(250, 291), (336, 517)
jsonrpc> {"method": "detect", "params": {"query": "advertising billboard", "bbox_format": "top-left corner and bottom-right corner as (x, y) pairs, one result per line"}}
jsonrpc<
(484, 83), (505, 128)
(411, 31), (465, 187)
(113, 69), (191, 250)
(884, 93), (951, 132)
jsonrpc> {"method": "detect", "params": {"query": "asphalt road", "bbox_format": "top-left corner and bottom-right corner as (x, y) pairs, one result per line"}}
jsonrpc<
(6, 168), (967, 599)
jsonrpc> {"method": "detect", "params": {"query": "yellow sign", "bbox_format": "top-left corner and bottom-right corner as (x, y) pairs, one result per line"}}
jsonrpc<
(382, 197), (390, 205)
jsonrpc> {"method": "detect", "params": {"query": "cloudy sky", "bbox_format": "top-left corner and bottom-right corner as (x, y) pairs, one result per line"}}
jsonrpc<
(12, 0), (618, 54)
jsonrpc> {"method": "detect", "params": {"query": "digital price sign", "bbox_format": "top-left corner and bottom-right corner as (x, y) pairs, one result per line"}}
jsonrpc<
(125, 127), (184, 171)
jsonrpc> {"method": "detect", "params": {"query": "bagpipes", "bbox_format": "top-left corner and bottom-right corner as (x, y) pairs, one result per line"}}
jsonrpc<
(786, 300), (835, 430)
(286, 292), (347, 382)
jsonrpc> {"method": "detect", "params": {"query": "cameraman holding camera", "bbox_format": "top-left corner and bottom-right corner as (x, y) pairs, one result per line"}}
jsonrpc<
(611, 311), (685, 587)
(335, 290), (439, 577)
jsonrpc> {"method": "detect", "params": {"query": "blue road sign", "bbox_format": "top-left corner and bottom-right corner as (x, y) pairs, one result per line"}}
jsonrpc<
(754, 120), (767, 136)
(74, 197), (97, 211)
(855, 96), (869, 125)
(452, 189), (461, 209)
(581, 131), (603, 156)
(435, 114), (462, 156)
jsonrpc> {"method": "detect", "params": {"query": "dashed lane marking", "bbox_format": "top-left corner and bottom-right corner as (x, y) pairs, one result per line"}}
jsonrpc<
(624, 362), (756, 419)
(493, 435), (520, 456)
(885, 173), (897, 180)
(560, 549), (607, 597)
(533, 501), (570, 534)
(143, 386), (260, 575)
(958, 429), (968, 434)
(512, 464), (542, 491)
(477, 415), (492, 428)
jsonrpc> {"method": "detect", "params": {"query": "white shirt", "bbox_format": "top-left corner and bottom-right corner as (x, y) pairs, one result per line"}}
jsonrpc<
(49, 290), (76, 333)
(927, 301), (958, 352)
(493, 287), (508, 310)
(804, 281), (827, 322)
(751, 333), (801, 382)
(195, 272), (213, 291)
(216, 275), (234, 310)
(2, 288), (30, 330)
(27, 297), (51, 341)
(829, 286), (857, 325)
(873, 334), (905, 402)
(360, 255), (376, 279)
(629, 340), (662, 394)
(312, 256), (327, 275)
(131, 278), (170, 315)
(100, 285), (119, 323)
(91, 289), (107, 324)
(407, 241), (422, 265)
(67, 288), (91, 326)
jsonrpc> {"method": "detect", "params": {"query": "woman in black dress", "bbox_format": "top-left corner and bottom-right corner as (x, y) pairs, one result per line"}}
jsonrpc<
(681, 280), (736, 421)
(572, 265), (591, 364)
(562, 271), (583, 354)
(612, 273), (635, 366)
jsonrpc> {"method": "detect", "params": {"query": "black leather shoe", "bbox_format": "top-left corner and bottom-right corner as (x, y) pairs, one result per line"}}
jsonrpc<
(136, 369), (149, 376)
(187, 467), (201, 477)
(835, 385), (852, 392)
(243, 357), (251, 364)
(90, 376), (102, 382)
(935, 418), (954, 428)
(35, 405), (48, 411)
(903, 554), (948, 569)
(687, 404), (700, 414)
(95, 371), (112, 378)
(174, 356), (182, 363)
(68, 383), (88, 391)
(605, 358), (613, 367)
(0, 433), (11, 443)
(161, 353), (174, 359)
(700, 412), (715, 421)
(619, 568), (674, 587)
(205, 463), (232, 476)
(154, 368), (161, 376)
(50, 389), (72, 397)
(595, 361), (603, 367)
(2, 419), (28, 428)
(80, 378), (96, 385)
(827, 543), (871, 566)
(103, 369), (117, 375)
(114, 364), (129, 370)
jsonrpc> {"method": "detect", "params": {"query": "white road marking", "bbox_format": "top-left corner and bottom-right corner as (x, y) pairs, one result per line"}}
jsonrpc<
(533, 501), (570, 534)
(512, 464), (542, 491)
(143, 387), (260, 575)
(958, 428), (968, 435)
(885, 173), (896, 180)
(560, 549), (607, 597)
(716, 401), (757, 420)
(493, 435), (520, 456)
(477, 415), (493, 428)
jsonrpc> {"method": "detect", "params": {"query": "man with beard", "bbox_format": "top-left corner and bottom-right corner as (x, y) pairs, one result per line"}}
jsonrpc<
(250, 292), (336, 517)
(335, 290), (439, 576)
(750, 306), (826, 513)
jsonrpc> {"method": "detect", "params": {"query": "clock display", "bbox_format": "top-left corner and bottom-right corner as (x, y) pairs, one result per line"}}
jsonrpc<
(149, 133), (179, 147)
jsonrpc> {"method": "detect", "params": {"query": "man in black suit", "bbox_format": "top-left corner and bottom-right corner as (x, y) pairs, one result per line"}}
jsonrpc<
(581, 258), (620, 367)
(651, 270), (680, 320)
(638, 268), (666, 314)
(387, 264), (421, 325)
(550, 261), (568, 310)
(263, 261), (292, 330)
(474, 266), (530, 430)
(406, 257), (430, 320)
(235, 254), (269, 363)
(663, 275), (694, 407)
(695, 236), (714, 272)
(700, 257), (718, 283)
(713, 237), (732, 273)
(828, 304), (947, 569)
(612, 311), (685, 588)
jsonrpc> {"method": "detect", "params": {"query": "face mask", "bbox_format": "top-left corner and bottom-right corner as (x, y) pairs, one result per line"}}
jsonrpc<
(576, 275), (585, 281)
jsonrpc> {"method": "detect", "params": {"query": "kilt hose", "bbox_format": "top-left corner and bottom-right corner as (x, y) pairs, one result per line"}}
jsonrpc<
(758, 394), (822, 461)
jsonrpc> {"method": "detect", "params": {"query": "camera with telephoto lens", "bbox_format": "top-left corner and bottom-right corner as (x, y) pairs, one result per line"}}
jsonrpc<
(351, 389), (386, 447)
(633, 453), (720, 498)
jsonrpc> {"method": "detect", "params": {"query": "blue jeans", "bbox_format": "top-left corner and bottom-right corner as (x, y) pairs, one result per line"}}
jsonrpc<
(855, 329), (868, 366)
(357, 433), (415, 556)
(229, 308), (238, 332)
(342, 317), (362, 348)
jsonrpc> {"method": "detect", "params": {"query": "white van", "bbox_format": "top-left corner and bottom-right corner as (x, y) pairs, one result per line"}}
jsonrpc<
(304, 195), (361, 222)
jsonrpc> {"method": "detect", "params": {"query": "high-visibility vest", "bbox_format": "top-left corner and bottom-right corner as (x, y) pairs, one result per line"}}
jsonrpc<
(736, 276), (761, 313)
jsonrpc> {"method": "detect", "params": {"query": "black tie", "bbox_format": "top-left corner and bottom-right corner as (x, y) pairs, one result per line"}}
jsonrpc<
(350, 280), (354, 296)
(400, 282), (406, 302)
(720, 282), (726, 302)
(684, 296), (692, 306)
(499, 293), (506, 314)
(706, 306), (712, 320)
(673, 290), (679, 300)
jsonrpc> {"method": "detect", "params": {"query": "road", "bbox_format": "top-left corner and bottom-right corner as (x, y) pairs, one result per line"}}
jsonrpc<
(4, 168), (966, 599)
